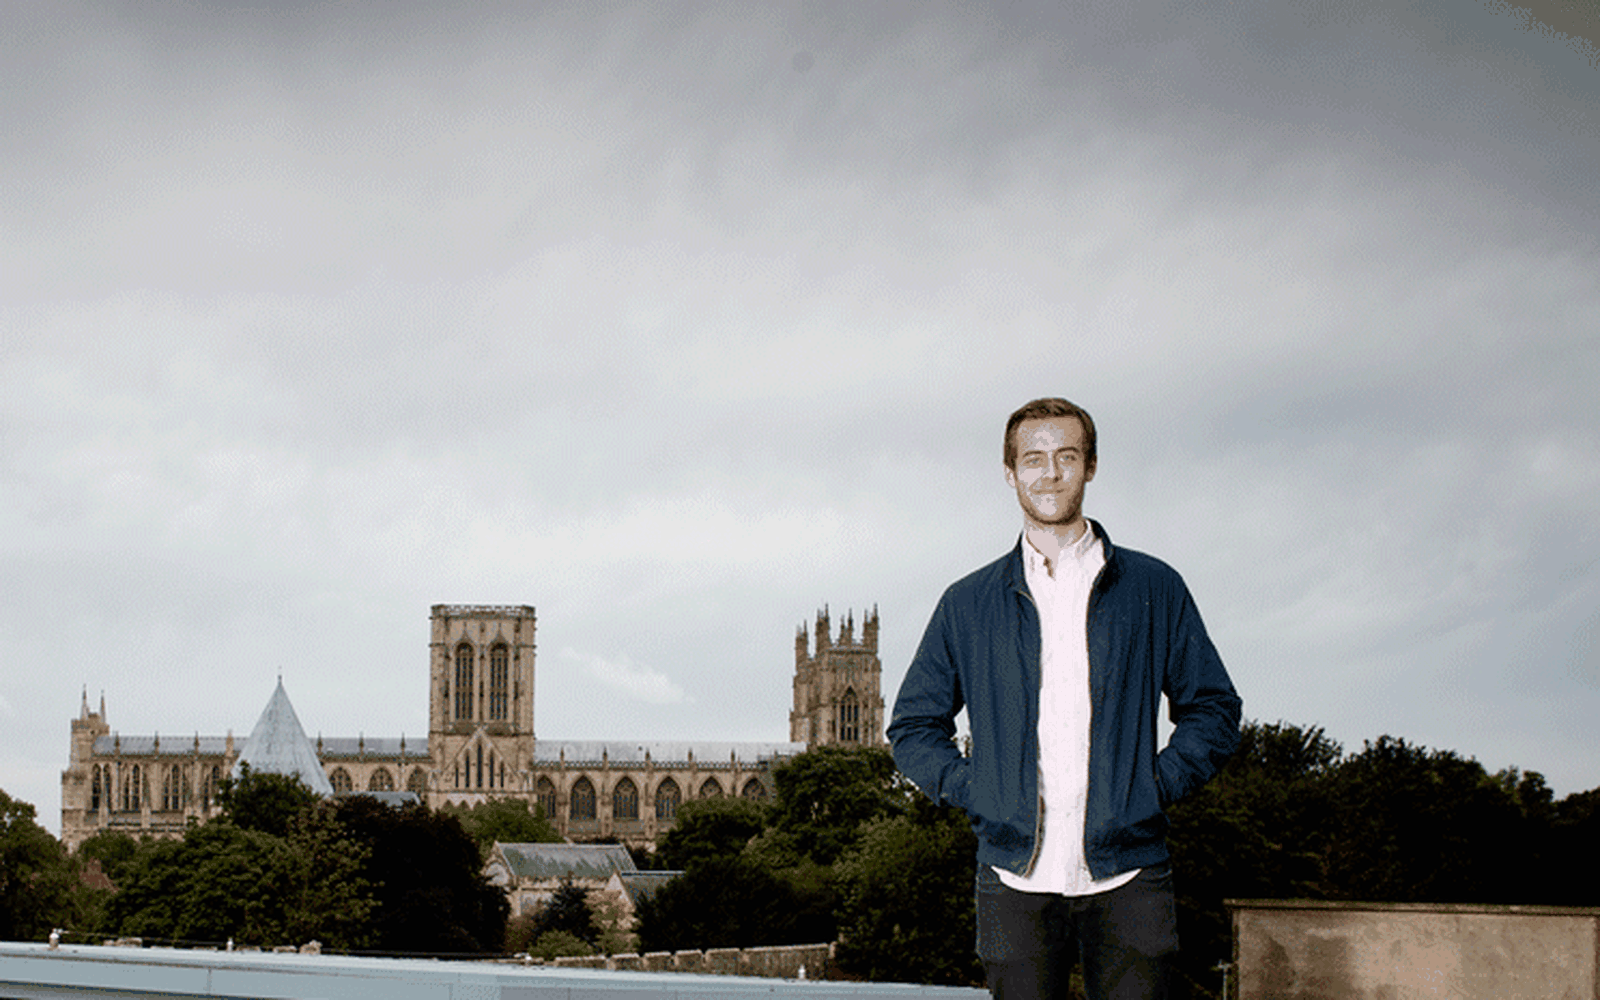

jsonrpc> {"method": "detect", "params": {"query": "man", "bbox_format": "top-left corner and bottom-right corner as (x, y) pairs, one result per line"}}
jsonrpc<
(888, 397), (1242, 1000)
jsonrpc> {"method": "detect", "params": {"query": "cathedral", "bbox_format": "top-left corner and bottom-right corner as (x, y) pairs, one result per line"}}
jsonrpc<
(59, 603), (884, 852)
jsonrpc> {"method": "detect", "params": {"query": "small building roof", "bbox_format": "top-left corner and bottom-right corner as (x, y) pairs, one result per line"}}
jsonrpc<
(231, 679), (334, 796)
(493, 842), (637, 882)
(613, 869), (683, 909)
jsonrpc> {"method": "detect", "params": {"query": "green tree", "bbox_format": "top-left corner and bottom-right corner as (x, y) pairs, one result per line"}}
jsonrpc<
(0, 789), (79, 941)
(832, 795), (983, 986)
(329, 795), (508, 953)
(1322, 736), (1523, 904)
(766, 746), (910, 865)
(76, 829), (142, 886)
(652, 795), (769, 871)
(444, 798), (561, 859)
(216, 764), (320, 837)
(634, 853), (832, 953)
(530, 878), (597, 946)
(104, 807), (376, 950)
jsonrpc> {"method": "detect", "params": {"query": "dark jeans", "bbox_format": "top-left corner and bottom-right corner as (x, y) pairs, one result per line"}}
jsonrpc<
(975, 862), (1178, 1000)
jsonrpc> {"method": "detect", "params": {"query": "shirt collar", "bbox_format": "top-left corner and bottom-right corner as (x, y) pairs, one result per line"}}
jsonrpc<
(1021, 519), (1101, 578)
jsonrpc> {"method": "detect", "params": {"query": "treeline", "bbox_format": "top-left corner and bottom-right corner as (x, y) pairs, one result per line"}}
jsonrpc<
(627, 726), (1600, 994)
(0, 766), (558, 954)
(4, 727), (1598, 995)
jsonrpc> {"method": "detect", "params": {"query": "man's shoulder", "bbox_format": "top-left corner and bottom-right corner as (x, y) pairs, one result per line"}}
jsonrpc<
(943, 544), (1020, 598)
(1104, 540), (1191, 594)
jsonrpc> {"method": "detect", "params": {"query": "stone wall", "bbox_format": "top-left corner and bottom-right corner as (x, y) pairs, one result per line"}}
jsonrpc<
(1228, 899), (1600, 1000)
(553, 942), (833, 979)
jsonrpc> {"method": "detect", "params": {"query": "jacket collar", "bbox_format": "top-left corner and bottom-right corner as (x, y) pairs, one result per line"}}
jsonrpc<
(1006, 518), (1116, 593)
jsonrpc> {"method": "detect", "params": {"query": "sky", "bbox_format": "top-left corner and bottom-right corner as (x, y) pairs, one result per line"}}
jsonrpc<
(4, 1), (1598, 838)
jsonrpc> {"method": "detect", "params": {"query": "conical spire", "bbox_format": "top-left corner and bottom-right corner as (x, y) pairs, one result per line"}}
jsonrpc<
(231, 678), (334, 796)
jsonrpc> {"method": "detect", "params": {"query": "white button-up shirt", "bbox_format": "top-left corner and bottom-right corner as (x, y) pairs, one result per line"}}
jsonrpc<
(995, 522), (1140, 896)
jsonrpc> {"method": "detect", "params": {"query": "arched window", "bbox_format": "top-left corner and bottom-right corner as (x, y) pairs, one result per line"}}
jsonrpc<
(128, 764), (142, 810)
(742, 777), (767, 800)
(655, 778), (681, 821)
(182, 769), (192, 808)
(476, 744), (484, 789)
(839, 688), (861, 742)
(407, 768), (428, 795)
(163, 765), (181, 810)
(91, 765), (102, 811)
(368, 768), (395, 792)
(454, 642), (475, 721)
(613, 778), (639, 821)
(699, 777), (723, 799)
(570, 778), (596, 821)
(488, 751), (496, 789)
(330, 768), (353, 793)
(489, 643), (509, 721)
(207, 766), (221, 810)
(536, 777), (557, 820)
(118, 764), (129, 812)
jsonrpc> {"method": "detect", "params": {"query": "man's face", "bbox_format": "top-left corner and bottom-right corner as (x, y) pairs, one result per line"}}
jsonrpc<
(1005, 416), (1096, 529)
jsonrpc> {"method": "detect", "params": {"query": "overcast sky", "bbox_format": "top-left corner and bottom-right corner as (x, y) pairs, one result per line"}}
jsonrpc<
(5, 1), (1598, 837)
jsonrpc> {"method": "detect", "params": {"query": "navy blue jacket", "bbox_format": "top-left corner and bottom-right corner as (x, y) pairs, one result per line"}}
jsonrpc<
(888, 521), (1242, 879)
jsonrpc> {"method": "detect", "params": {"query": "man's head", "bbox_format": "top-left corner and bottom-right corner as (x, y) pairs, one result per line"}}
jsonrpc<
(1003, 398), (1097, 471)
(1003, 398), (1097, 531)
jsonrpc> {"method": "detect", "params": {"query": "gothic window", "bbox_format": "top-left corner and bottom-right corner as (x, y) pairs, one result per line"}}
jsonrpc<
(126, 764), (142, 811)
(368, 768), (395, 792)
(699, 777), (723, 799)
(163, 765), (181, 810)
(488, 751), (496, 789)
(489, 643), (509, 721)
(476, 745), (484, 788)
(570, 778), (596, 821)
(182, 770), (192, 808)
(536, 777), (557, 820)
(407, 768), (428, 795)
(613, 778), (639, 821)
(454, 642), (475, 721)
(741, 777), (767, 800)
(655, 778), (680, 821)
(91, 765), (102, 811)
(330, 768), (353, 793)
(839, 688), (861, 742)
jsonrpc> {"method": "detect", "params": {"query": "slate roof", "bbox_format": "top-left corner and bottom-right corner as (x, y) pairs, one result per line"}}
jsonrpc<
(92, 735), (231, 756)
(615, 870), (683, 909)
(495, 842), (637, 882)
(231, 679), (335, 796)
(317, 736), (429, 759)
(531, 739), (805, 766)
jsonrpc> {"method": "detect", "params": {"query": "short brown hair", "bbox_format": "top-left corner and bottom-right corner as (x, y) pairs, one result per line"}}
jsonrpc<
(1003, 398), (1097, 470)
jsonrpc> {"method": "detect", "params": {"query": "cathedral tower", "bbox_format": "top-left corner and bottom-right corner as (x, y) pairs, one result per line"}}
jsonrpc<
(790, 605), (885, 748)
(428, 604), (537, 801)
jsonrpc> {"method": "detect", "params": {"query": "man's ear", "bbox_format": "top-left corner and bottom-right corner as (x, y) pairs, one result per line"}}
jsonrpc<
(1085, 459), (1096, 483)
(1004, 464), (1018, 489)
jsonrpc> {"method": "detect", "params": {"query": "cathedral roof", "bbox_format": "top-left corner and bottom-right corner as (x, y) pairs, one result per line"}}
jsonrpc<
(531, 739), (805, 766)
(231, 679), (334, 796)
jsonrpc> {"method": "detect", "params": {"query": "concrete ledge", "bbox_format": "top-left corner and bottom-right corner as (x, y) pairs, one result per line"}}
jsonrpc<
(0, 941), (989, 999)
(1228, 899), (1600, 1000)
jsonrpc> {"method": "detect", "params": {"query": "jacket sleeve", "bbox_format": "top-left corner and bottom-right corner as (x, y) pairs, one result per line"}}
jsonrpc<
(1155, 584), (1242, 806)
(887, 595), (973, 812)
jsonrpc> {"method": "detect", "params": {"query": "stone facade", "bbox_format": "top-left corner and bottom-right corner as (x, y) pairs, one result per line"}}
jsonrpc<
(790, 606), (886, 748)
(60, 602), (880, 853)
